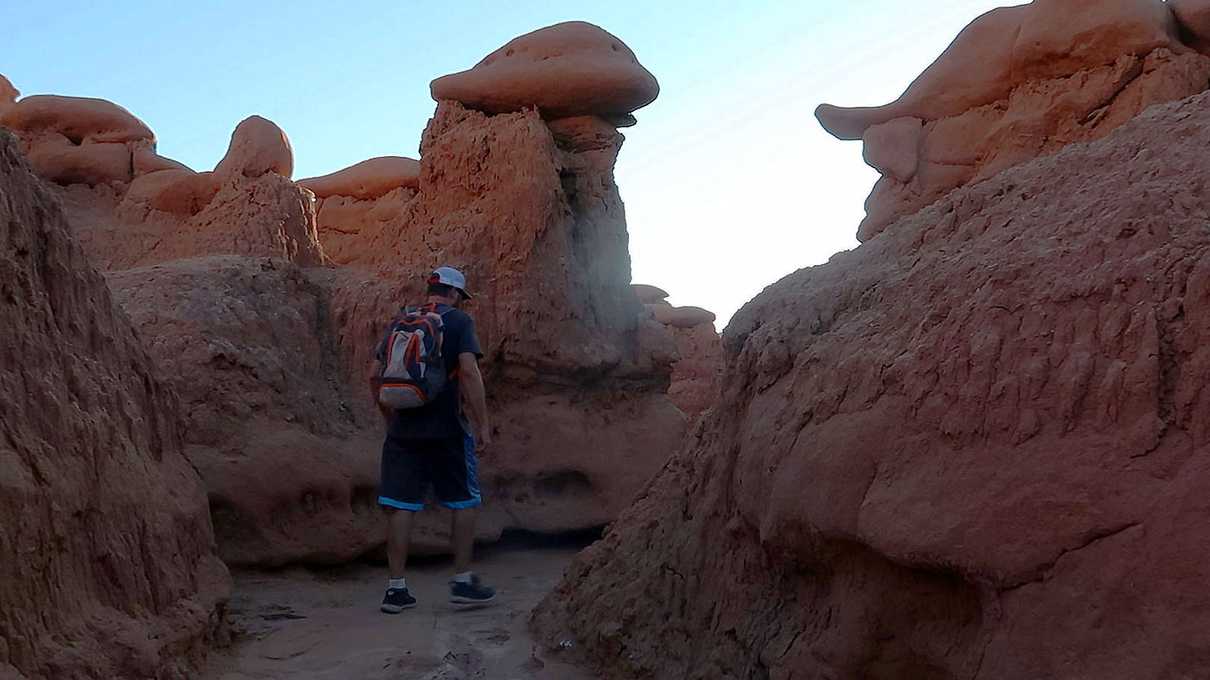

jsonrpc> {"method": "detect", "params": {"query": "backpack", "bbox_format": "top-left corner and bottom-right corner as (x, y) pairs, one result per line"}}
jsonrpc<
(377, 304), (451, 409)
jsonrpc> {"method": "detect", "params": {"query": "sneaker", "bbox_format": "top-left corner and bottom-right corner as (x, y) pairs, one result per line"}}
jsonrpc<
(449, 574), (496, 606)
(380, 587), (417, 614)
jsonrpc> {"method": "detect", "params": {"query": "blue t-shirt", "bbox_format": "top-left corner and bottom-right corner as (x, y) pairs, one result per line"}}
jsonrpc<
(375, 304), (483, 440)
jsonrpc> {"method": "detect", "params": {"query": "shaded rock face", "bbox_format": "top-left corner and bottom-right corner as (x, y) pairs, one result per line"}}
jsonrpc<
(666, 322), (723, 418)
(533, 91), (1210, 680)
(0, 132), (228, 679)
(817, 0), (1210, 241)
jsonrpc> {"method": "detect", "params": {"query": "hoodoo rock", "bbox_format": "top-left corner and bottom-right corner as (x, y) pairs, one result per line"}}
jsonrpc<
(534, 89), (1210, 680)
(298, 155), (420, 199)
(642, 299), (723, 417)
(0, 89), (325, 269)
(0, 131), (228, 679)
(430, 21), (659, 121)
(213, 115), (294, 180)
(816, 0), (1210, 240)
(5, 20), (682, 567)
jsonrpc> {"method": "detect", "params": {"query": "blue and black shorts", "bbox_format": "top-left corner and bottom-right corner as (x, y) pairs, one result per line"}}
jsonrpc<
(378, 431), (481, 511)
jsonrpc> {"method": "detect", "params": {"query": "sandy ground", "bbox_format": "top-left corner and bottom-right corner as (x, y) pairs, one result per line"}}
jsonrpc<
(201, 544), (594, 680)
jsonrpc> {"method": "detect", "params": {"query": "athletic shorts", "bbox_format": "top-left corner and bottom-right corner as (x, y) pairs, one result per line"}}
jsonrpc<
(378, 431), (481, 512)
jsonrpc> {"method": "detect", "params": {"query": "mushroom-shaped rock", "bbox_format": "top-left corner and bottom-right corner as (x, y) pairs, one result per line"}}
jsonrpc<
(815, 0), (1179, 139)
(297, 156), (420, 200)
(0, 94), (154, 143)
(430, 21), (659, 120)
(0, 74), (17, 112)
(214, 115), (293, 180)
(1171, 0), (1210, 48)
(632, 283), (670, 304)
(648, 304), (717, 329)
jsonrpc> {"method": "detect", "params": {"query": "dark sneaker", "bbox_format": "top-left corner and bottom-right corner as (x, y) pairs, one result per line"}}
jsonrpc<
(380, 587), (417, 614)
(449, 574), (496, 607)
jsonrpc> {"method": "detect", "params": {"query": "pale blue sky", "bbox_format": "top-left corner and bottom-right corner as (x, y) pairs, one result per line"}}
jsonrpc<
(6, 0), (1006, 327)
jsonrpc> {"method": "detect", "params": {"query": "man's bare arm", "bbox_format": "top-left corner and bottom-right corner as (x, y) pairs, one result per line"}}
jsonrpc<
(368, 359), (390, 424)
(458, 352), (491, 449)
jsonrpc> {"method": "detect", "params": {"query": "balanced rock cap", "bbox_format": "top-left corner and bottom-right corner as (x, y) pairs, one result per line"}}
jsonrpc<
(815, 0), (1180, 140)
(0, 93), (154, 143)
(430, 21), (659, 120)
(297, 156), (420, 200)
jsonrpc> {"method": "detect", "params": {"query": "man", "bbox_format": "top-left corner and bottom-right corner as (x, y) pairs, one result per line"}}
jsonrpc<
(369, 266), (495, 613)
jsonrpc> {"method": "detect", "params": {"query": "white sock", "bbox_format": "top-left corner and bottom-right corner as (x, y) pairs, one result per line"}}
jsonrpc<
(452, 571), (473, 584)
(388, 577), (406, 590)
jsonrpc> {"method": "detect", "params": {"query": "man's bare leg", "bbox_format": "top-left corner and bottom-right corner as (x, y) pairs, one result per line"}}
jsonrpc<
(387, 508), (414, 578)
(381, 508), (418, 613)
(451, 507), (477, 573)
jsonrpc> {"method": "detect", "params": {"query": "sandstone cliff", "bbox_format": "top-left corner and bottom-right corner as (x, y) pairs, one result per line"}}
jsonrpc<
(0, 131), (228, 679)
(533, 84), (1210, 680)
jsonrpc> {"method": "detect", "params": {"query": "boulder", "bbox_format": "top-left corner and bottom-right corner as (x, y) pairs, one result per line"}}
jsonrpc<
(0, 93), (154, 143)
(431, 21), (659, 120)
(125, 169), (221, 215)
(533, 89), (1210, 680)
(648, 303), (717, 329)
(816, 0), (1210, 241)
(298, 155), (420, 200)
(25, 134), (133, 185)
(0, 131), (228, 679)
(1171, 0), (1210, 50)
(312, 186), (417, 265)
(631, 283), (669, 304)
(213, 115), (293, 180)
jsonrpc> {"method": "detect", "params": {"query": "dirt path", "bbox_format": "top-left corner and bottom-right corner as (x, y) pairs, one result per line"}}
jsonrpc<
(202, 545), (592, 679)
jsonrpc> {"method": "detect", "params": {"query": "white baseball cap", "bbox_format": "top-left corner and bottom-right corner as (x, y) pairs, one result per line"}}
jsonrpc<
(429, 266), (472, 299)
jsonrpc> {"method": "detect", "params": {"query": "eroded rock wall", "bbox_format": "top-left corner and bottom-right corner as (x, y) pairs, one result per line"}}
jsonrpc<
(0, 132), (228, 679)
(534, 89), (1210, 680)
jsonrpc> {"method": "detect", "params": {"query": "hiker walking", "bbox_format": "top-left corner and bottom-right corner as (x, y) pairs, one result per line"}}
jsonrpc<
(369, 266), (496, 613)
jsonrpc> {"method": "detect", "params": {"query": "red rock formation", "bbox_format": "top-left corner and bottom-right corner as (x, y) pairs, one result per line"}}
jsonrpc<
(817, 0), (1210, 240)
(639, 300), (723, 418)
(1172, 0), (1210, 51)
(1, 21), (680, 567)
(534, 89), (1210, 680)
(0, 74), (17, 112)
(431, 21), (658, 121)
(213, 115), (293, 180)
(298, 155), (420, 199)
(299, 157), (421, 266)
(0, 131), (228, 679)
(631, 283), (669, 304)
(666, 322), (723, 418)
